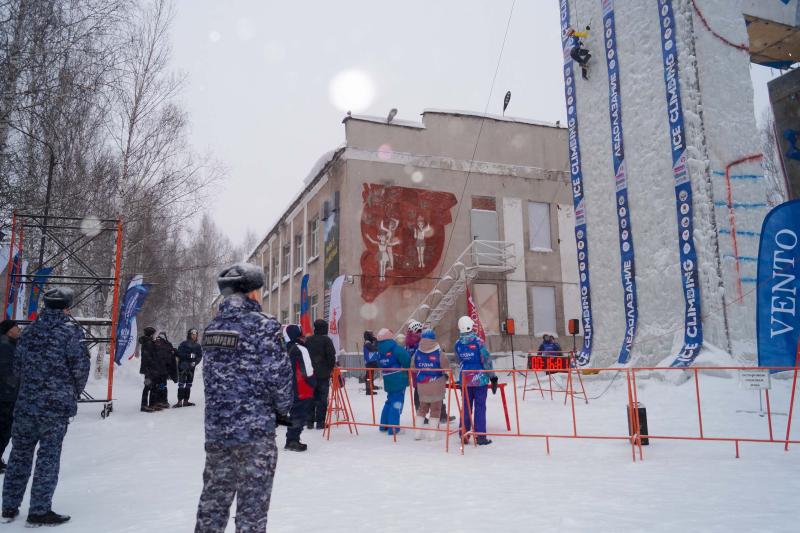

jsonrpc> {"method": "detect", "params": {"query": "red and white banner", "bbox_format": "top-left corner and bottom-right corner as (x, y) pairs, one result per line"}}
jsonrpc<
(466, 285), (486, 342)
(328, 275), (345, 353)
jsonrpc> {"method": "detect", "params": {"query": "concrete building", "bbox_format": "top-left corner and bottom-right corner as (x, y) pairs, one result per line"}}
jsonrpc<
(248, 109), (579, 354)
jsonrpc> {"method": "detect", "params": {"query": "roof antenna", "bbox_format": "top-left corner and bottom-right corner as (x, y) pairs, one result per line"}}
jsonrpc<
(503, 91), (511, 116)
(387, 108), (397, 123)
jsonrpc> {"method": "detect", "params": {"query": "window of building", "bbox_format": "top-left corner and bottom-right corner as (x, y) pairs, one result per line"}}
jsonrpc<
(473, 283), (500, 335)
(471, 200), (499, 266)
(271, 254), (279, 287)
(528, 201), (552, 251)
(311, 293), (319, 322)
(308, 217), (319, 259)
(531, 286), (557, 336)
(294, 234), (304, 271)
(280, 309), (288, 324)
(282, 244), (291, 278)
(293, 303), (301, 325)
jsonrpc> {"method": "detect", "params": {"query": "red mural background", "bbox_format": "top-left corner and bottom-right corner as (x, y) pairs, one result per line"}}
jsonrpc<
(360, 183), (458, 302)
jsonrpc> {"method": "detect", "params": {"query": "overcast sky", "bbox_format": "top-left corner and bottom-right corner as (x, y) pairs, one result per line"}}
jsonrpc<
(169, 0), (779, 243)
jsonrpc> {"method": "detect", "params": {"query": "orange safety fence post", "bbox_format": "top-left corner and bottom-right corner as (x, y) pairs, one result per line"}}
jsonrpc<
(568, 366), (577, 437)
(785, 342), (800, 451)
(511, 369), (521, 435)
(694, 368), (704, 439)
(625, 369), (637, 463)
(631, 368), (643, 461)
(407, 368), (416, 440)
(445, 370), (453, 452)
(323, 369), (336, 440)
(573, 352), (589, 404)
(369, 368), (376, 424)
(765, 389), (774, 442)
(341, 372), (358, 436)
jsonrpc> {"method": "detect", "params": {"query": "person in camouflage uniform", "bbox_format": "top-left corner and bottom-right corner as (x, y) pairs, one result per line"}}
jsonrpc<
(1, 288), (90, 527)
(195, 263), (293, 533)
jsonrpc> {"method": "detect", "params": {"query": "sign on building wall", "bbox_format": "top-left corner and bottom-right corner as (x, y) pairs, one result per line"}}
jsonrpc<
(323, 195), (340, 320)
(360, 183), (457, 302)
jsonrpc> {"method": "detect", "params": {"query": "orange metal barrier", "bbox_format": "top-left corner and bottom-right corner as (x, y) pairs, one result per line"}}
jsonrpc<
(323, 363), (800, 461)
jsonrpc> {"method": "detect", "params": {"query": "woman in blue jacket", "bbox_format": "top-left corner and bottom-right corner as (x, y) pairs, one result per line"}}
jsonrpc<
(455, 316), (497, 445)
(375, 328), (410, 436)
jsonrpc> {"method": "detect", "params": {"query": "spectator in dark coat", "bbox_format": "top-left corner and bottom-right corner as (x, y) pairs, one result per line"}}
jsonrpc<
(175, 329), (203, 408)
(0, 320), (21, 472)
(304, 319), (336, 429)
(363, 331), (379, 396)
(284, 325), (315, 452)
(138, 327), (159, 412)
(151, 332), (177, 409)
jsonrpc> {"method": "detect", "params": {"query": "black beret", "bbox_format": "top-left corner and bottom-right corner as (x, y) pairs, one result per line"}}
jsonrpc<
(43, 287), (74, 310)
(217, 262), (264, 295)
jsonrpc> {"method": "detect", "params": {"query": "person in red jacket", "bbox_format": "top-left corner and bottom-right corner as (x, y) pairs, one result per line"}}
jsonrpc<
(284, 325), (315, 452)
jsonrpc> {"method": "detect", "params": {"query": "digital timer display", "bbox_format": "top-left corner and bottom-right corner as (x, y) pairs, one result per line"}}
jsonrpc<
(528, 355), (570, 371)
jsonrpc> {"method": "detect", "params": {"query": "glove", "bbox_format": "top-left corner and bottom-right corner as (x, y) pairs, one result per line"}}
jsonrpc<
(275, 412), (292, 427)
(490, 377), (498, 394)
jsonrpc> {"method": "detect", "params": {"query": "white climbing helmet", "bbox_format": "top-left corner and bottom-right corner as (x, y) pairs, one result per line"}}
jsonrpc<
(408, 320), (424, 333)
(458, 316), (475, 334)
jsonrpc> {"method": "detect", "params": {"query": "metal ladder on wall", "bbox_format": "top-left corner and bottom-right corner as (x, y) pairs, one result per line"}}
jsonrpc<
(399, 240), (517, 333)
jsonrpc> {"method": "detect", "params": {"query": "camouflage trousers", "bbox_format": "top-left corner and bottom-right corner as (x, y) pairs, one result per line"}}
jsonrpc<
(195, 438), (278, 533)
(1, 415), (68, 514)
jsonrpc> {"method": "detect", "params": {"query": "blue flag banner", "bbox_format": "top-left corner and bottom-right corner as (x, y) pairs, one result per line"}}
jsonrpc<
(757, 200), (800, 369)
(560, 0), (594, 365)
(658, 0), (704, 367)
(601, 0), (639, 364)
(26, 267), (53, 320)
(300, 273), (312, 335)
(114, 276), (150, 365)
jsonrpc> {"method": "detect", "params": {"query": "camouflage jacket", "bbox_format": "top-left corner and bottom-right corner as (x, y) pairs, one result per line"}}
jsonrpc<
(202, 294), (293, 445)
(14, 308), (90, 418)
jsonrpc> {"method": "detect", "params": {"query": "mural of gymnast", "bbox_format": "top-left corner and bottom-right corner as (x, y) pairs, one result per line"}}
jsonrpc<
(365, 230), (400, 282)
(360, 183), (457, 302)
(380, 218), (400, 270)
(412, 216), (432, 268)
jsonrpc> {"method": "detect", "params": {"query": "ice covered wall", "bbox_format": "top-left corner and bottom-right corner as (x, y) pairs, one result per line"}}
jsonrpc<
(566, 0), (769, 365)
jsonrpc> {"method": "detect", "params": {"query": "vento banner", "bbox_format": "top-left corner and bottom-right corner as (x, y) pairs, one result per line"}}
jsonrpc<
(757, 200), (800, 368)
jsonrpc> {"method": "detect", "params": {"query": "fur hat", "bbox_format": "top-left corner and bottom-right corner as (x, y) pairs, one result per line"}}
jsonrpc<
(143, 326), (156, 337)
(376, 328), (394, 342)
(43, 287), (74, 310)
(217, 262), (264, 295)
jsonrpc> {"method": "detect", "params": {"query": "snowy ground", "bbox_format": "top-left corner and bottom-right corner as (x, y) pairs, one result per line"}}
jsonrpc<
(2, 365), (799, 532)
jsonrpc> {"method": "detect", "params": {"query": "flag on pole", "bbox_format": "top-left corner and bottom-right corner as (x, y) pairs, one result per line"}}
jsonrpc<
(26, 267), (53, 320)
(300, 273), (312, 335)
(466, 285), (487, 342)
(115, 275), (150, 365)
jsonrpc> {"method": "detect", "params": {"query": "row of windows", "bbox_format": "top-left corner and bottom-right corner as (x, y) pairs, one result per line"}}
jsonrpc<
(277, 293), (319, 326)
(469, 198), (553, 252)
(473, 283), (559, 336)
(265, 216), (321, 288)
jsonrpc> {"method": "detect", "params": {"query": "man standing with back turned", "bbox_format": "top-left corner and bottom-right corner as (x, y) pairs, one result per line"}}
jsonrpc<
(2, 288), (89, 526)
(195, 263), (293, 533)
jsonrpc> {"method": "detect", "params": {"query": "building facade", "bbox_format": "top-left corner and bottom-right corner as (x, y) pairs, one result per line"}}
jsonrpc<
(249, 110), (579, 354)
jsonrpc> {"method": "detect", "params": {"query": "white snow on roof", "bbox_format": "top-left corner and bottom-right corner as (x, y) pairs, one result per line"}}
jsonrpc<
(246, 146), (345, 262)
(423, 108), (564, 129)
(343, 114), (425, 129)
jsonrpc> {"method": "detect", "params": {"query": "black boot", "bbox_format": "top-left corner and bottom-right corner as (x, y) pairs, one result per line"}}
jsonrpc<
(284, 440), (307, 452)
(26, 511), (70, 526)
(2, 508), (18, 523)
(184, 388), (195, 407)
